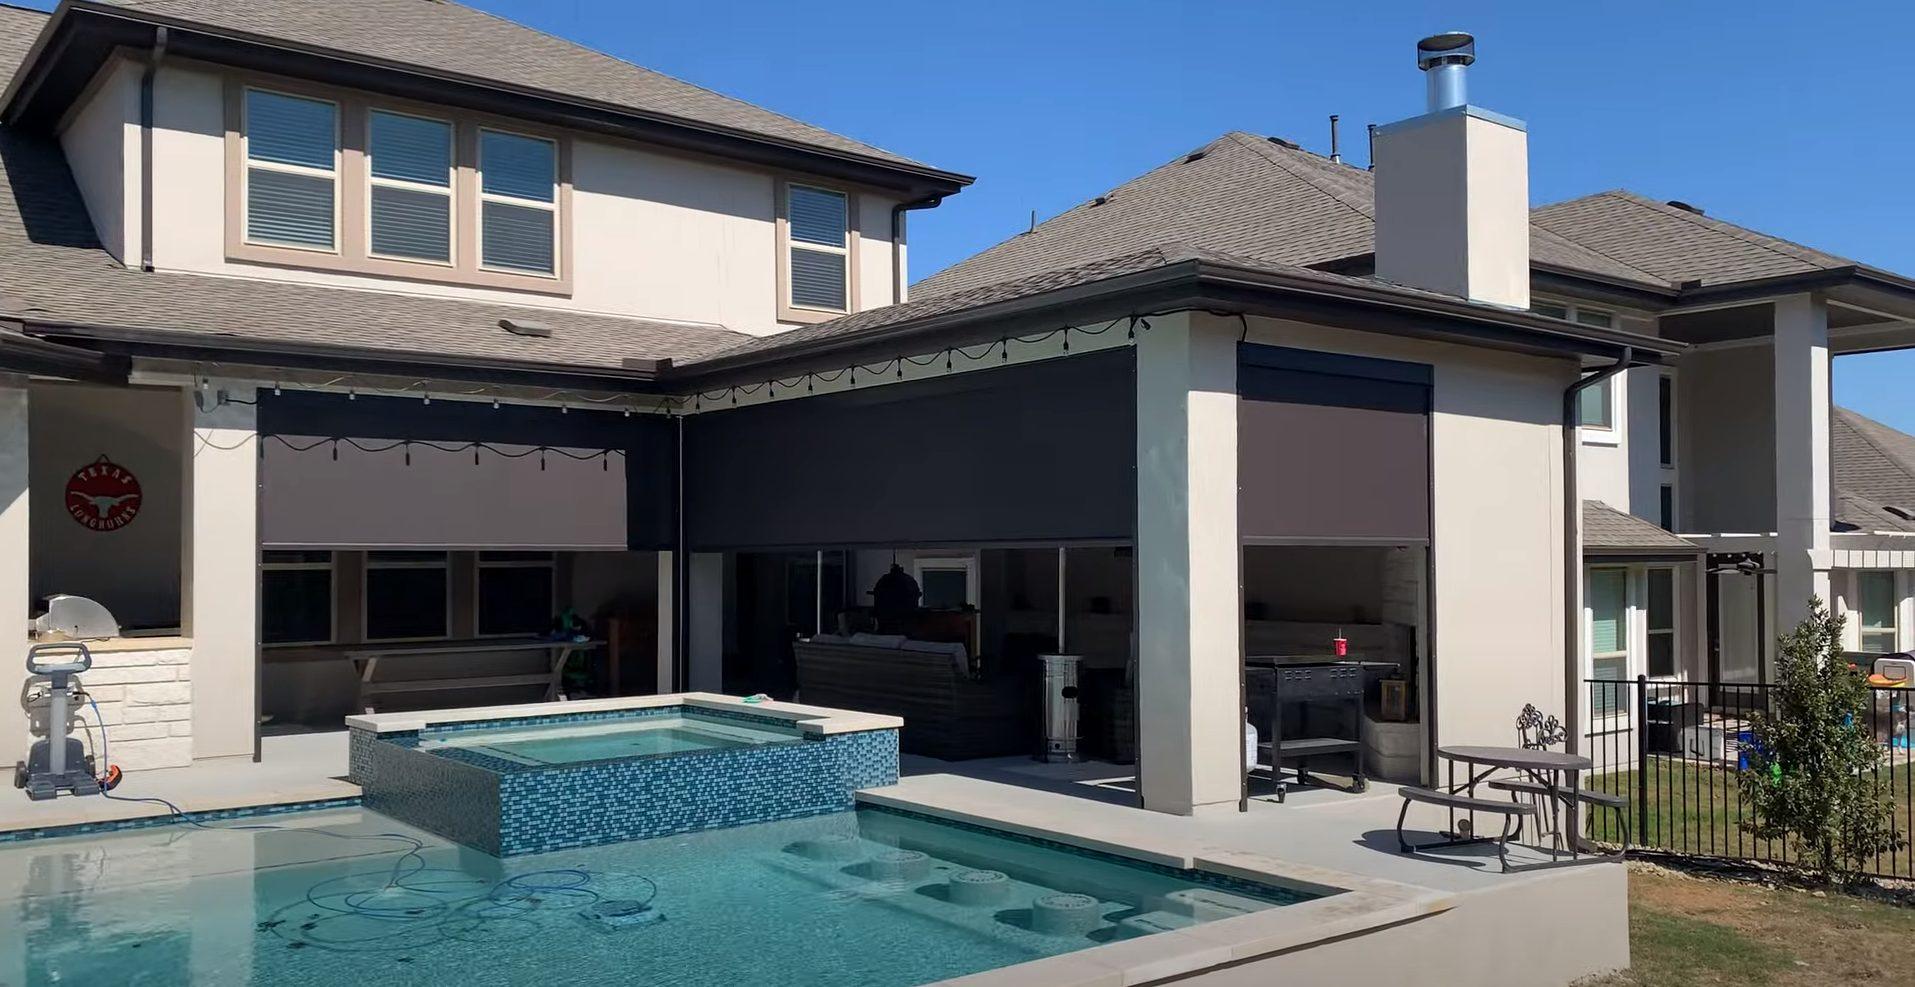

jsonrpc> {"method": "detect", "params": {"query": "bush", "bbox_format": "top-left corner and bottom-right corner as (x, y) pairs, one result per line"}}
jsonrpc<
(1736, 597), (1904, 884)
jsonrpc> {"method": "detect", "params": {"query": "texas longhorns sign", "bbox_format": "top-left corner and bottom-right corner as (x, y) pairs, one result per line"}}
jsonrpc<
(65, 455), (142, 531)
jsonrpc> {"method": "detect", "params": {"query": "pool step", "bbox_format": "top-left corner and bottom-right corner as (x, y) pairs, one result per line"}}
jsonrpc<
(1157, 887), (1268, 921)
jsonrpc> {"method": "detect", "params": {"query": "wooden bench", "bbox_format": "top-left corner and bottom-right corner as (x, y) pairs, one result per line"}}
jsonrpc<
(1395, 786), (1537, 873)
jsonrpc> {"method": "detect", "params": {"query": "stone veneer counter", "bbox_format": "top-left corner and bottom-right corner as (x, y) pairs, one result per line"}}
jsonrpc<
(346, 694), (901, 856)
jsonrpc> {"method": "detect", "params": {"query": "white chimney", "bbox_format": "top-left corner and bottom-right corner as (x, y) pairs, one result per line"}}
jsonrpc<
(1373, 32), (1530, 309)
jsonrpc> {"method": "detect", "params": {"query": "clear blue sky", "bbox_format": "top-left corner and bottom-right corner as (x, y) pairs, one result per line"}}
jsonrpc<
(26, 1), (1915, 428)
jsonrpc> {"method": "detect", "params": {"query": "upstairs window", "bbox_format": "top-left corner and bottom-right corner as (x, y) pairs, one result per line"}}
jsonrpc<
(367, 110), (454, 263)
(243, 89), (338, 250)
(1577, 380), (1614, 430)
(479, 129), (559, 276)
(784, 183), (850, 315)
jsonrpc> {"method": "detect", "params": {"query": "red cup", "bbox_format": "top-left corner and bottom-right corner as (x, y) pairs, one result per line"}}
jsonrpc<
(1333, 637), (1348, 657)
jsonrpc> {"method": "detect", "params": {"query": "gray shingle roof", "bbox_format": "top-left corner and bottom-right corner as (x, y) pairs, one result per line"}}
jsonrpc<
(1833, 406), (1915, 532)
(78, 0), (928, 170)
(1531, 191), (1854, 289)
(915, 132), (1673, 299)
(1583, 500), (1697, 553)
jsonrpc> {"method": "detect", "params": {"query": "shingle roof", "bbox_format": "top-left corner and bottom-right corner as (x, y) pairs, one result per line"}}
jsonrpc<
(1583, 500), (1698, 553)
(1833, 406), (1915, 532)
(1531, 191), (1854, 289)
(915, 132), (1673, 299)
(73, 0), (929, 170)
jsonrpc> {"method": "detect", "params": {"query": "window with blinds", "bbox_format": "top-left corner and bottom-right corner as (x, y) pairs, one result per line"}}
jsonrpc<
(244, 89), (338, 250)
(1859, 571), (1899, 654)
(479, 129), (558, 276)
(368, 110), (454, 263)
(1646, 567), (1676, 677)
(1588, 567), (1629, 714)
(786, 184), (849, 312)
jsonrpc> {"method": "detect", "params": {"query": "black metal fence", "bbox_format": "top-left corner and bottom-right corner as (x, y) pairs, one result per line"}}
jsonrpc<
(1584, 676), (1915, 878)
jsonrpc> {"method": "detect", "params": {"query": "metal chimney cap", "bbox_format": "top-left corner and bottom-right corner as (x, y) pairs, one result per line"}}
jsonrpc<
(1416, 32), (1476, 70)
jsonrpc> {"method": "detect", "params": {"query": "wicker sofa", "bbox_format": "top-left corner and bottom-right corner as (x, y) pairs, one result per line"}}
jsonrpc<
(793, 635), (1031, 760)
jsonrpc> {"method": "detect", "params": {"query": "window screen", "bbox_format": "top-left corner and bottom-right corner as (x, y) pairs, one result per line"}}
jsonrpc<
(245, 90), (337, 249)
(368, 111), (452, 262)
(787, 184), (848, 310)
(479, 130), (557, 274)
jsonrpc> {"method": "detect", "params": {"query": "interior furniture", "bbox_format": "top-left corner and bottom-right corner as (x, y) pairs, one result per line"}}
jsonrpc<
(793, 636), (1029, 759)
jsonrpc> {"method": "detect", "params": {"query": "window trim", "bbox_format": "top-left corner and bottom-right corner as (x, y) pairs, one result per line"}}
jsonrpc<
(364, 107), (458, 268)
(776, 179), (860, 324)
(224, 72), (572, 295)
(912, 555), (978, 610)
(361, 551), (453, 643)
(260, 550), (337, 647)
(239, 86), (342, 255)
(473, 552), (558, 639)
(476, 127), (562, 278)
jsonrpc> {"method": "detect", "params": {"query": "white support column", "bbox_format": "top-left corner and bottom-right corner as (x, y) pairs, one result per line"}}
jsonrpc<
(1135, 313), (1243, 816)
(655, 550), (675, 694)
(184, 382), (257, 759)
(0, 376), (29, 766)
(1773, 293), (1832, 626)
(687, 552), (725, 692)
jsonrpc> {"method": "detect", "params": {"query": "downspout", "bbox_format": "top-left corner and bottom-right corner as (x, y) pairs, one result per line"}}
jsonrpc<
(890, 195), (942, 305)
(139, 26), (169, 273)
(1562, 346), (1632, 754)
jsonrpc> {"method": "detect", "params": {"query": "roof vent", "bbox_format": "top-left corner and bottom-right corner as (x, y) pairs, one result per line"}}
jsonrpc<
(499, 318), (552, 338)
(1089, 195), (1111, 208)
(1267, 136), (1300, 150)
(1666, 200), (1705, 216)
(1415, 31), (1476, 112)
(1887, 505), (1915, 522)
(1184, 150), (1207, 164)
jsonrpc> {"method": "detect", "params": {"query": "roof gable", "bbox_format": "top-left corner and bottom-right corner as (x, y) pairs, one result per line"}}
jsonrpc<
(1834, 406), (1915, 526)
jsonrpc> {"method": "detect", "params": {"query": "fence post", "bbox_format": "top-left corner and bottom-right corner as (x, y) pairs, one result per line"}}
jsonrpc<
(1635, 675), (1650, 847)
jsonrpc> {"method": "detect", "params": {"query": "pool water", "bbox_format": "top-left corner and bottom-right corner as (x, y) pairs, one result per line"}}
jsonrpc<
(0, 806), (1314, 986)
(416, 712), (802, 766)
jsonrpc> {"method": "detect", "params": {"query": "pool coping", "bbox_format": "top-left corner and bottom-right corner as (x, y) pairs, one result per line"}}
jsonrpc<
(857, 787), (1459, 987)
(345, 692), (903, 738)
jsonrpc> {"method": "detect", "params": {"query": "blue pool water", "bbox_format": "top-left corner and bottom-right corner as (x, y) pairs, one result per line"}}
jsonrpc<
(0, 806), (1316, 986)
(416, 712), (801, 766)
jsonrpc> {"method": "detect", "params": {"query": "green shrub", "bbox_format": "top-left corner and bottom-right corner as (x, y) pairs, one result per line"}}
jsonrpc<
(1736, 597), (1904, 884)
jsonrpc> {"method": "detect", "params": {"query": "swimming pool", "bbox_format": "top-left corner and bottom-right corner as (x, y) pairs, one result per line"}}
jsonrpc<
(0, 805), (1317, 986)
(415, 711), (803, 766)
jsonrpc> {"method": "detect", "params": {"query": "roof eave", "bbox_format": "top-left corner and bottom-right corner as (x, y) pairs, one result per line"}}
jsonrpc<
(5, 3), (972, 199)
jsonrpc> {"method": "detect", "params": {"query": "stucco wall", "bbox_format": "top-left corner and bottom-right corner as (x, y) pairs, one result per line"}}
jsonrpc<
(56, 57), (141, 264)
(114, 61), (900, 336)
(1240, 315), (1572, 751)
(28, 381), (185, 631)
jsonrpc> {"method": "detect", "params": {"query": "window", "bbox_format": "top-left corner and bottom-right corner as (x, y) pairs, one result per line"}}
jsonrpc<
(784, 183), (850, 314)
(1534, 300), (1616, 329)
(913, 557), (977, 610)
(1859, 571), (1899, 654)
(1659, 485), (1676, 532)
(261, 550), (333, 645)
(1658, 375), (1675, 467)
(1578, 379), (1614, 430)
(477, 552), (556, 637)
(1588, 568), (1628, 714)
(243, 89), (338, 250)
(479, 129), (559, 276)
(367, 110), (454, 263)
(364, 551), (449, 641)
(1646, 567), (1676, 677)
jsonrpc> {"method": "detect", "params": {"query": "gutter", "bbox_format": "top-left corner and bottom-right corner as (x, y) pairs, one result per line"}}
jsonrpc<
(138, 25), (168, 273)
(1561, 348), (1633, 755)
(890, 195), (943, 305)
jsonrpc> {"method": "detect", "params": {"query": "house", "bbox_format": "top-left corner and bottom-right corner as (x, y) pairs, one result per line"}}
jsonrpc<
(12, 4), (1901, 819)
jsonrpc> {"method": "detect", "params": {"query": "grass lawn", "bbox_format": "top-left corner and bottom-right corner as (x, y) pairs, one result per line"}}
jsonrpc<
(1583, 867), (1915, 986)
(1582, 758), (1915, 878)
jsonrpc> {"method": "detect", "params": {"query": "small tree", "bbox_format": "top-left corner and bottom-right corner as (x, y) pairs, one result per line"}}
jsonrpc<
(1737, 597), (1904, 885)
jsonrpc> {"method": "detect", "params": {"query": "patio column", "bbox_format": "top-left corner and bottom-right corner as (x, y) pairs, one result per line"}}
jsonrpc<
(0, 375), (28, 766)
(655, 550), (675, 693)
(1773, 293), (1832, 629)
(183, 381), (257, 759)
(687, 551), (725, 692)
(1135, 313), (1243, 816)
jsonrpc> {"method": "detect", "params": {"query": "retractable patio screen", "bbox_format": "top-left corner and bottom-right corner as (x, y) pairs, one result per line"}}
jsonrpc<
(256, 391), (673, 549)
(684, 348), (1136, 550)
(1237, 343), (1431, 543)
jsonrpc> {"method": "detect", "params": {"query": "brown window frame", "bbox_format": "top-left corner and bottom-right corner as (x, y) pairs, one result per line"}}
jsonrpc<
(224, 74), (573, 295)
(775, 179), (860, 324)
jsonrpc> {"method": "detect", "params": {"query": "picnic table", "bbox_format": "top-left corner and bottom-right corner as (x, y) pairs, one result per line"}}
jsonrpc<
(267, 637), (603, 712)
(1438, 744), (1592, 860)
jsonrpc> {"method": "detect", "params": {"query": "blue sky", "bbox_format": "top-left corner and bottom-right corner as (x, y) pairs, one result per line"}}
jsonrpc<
(22, 1), (1913, 427)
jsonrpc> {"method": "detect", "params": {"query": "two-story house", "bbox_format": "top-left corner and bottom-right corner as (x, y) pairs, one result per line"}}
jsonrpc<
(11, 5), (1900, 819)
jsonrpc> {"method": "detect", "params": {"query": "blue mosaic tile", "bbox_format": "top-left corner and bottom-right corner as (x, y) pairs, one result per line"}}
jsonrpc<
(0, 797), (364, 844)
(347, 708), (899, 858)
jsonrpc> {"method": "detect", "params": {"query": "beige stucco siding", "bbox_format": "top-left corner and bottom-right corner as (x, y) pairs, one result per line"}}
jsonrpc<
(1242, 316), (1573, 749)
(74, 60), (902, 336)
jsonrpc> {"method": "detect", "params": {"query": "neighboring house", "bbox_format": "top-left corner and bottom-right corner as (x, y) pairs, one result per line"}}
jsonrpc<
(2, 6), (1904, 816)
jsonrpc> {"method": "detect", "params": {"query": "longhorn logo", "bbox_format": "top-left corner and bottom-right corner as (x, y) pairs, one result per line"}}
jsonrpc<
(65, 455), (143, 531)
